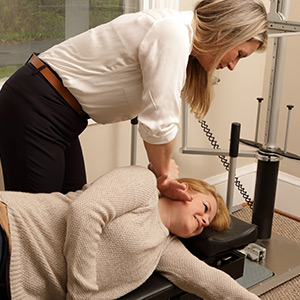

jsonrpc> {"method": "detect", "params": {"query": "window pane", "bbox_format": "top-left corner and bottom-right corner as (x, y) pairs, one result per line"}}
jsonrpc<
(0, 0), (139, 83)
(90, 0), (124, 28)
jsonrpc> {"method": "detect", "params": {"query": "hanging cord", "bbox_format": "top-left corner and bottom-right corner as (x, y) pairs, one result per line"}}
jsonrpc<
(199, 120), (254, 209)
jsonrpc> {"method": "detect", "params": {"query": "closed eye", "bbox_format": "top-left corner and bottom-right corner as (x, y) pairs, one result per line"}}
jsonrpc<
(204, 204), (208, 212)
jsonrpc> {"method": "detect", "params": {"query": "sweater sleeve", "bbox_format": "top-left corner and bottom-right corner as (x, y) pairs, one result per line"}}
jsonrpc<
(157, 238), (260, 300)
(138, 17), (192, 144)
(64, 166), (157, 300)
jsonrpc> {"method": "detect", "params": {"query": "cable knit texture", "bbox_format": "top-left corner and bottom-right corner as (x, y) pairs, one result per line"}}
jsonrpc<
(0, 166), (259, 300)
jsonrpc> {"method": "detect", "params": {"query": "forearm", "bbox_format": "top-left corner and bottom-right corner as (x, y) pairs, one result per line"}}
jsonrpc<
(144, 140), (174, 177)
(144, 140), (191, 201)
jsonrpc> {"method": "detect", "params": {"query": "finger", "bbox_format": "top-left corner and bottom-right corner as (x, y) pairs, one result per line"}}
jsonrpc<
(181, 182), (188, 191)
(174, 183), (192, 202)
(176, 182), (189, 192)
(175, 189), (193, 202)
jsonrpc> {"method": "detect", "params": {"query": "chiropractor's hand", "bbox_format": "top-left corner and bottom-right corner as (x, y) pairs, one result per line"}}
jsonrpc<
(148, 159), (192, 202)
(157, 174), (192, 202)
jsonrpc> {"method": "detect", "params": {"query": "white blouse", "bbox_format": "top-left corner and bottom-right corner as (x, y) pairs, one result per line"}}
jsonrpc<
(39, 9), (194, 144)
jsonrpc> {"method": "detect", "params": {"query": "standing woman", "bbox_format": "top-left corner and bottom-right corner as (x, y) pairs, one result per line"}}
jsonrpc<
(0, 0), (267, 197)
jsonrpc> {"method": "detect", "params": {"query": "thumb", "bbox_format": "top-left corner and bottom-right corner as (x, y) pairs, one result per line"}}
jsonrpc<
(157, 174), (168, 187)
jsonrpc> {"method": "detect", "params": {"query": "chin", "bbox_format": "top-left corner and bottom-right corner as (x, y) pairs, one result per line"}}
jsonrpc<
(200, 64), (211, 72)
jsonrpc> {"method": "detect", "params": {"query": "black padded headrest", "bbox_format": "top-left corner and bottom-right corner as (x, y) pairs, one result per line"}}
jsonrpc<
(180, 215), (258, 259)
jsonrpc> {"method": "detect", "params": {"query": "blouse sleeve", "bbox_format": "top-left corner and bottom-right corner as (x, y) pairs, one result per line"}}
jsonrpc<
(138, 17), (193, 144)
(157, 238), (260, 300)
(64, 166), (157, 299)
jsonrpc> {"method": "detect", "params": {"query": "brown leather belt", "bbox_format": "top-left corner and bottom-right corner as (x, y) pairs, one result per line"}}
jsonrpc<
(29, 53), (83, 115)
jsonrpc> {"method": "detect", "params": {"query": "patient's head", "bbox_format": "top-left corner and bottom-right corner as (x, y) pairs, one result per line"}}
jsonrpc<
(158, 178), (230, 238)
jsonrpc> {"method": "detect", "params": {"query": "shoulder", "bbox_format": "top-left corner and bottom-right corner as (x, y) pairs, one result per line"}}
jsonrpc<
(143, 8), (188, 22)
(110, 165), (156, 182)
(90, 166), (157, 195)
(138, 9), (193, 56)
(145, 9), (192, 39)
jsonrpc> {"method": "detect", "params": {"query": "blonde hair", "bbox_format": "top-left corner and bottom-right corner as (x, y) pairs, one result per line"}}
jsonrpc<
(177, 178), (231, 231)
(182, 0), (268, 120)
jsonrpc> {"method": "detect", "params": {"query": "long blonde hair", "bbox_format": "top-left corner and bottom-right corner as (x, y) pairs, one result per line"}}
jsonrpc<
(182, 0), (268, 120)
(178, 178), (231, 231)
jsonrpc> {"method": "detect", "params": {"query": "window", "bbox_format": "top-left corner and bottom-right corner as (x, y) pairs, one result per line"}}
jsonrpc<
(0, 0), (179, 86)
(0, 0), (140, 85)
(140, 0), (179, 10)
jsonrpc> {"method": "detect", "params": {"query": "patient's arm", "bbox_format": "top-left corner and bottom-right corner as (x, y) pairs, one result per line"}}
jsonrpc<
(64, 166), (157, 300)
(157, 238), (260, 300)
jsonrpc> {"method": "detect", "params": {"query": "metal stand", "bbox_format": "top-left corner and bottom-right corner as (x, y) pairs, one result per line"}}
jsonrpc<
(180, 0), (300, 295)
(243, 0), (300, 241)
(249, 233), (300, 295)
(128, 1), (300, 297)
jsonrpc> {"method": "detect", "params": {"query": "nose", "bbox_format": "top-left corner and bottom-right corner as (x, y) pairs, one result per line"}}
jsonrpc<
(201, 215), (210, 227)
(227, 58), (239, 71)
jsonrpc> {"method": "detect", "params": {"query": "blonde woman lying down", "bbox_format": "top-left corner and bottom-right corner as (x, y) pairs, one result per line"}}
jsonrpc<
(0, 166), (260, 300)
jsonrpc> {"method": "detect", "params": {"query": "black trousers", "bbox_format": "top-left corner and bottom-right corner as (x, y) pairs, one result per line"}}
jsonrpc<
(0, 63), (88, 193)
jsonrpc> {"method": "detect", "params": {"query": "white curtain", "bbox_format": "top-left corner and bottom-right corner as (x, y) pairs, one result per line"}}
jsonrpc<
(123, 0), (141, 13)
(139, 0), (179, 10)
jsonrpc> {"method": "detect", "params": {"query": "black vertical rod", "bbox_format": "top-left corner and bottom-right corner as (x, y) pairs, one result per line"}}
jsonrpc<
(255, 97), (264, 144)
(252, 153), (280, 239)
(226, 123), (241, 212)
(229, 122), (241, 158)
(284, 105), (294, 154)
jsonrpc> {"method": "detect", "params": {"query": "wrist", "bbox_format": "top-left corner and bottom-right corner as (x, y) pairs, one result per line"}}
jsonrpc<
(148, 163), (161, 179)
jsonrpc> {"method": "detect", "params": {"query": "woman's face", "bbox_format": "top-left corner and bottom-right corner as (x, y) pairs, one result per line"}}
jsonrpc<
(168, 190), (218, 238)
(192, 40), (260, 72)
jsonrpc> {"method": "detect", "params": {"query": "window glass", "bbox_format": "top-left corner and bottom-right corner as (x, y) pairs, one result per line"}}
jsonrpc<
(0, 0), (139, 84)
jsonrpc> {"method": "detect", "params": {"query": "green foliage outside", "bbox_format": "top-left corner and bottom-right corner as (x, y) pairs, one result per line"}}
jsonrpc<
(0, 0), (124, 44)
(0, 65), (22, 78)
(0, 0), (65, 43)
(0, 0), (126, 78)
(90, 0), (124, 28)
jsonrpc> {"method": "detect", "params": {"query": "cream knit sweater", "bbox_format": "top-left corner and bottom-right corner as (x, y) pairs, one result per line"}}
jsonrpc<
(0, 166), (259, 300)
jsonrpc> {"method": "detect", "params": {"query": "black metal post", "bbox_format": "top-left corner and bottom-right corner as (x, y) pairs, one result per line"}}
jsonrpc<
(226, 123), (240, 212)
(252, 152), (280, 239)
